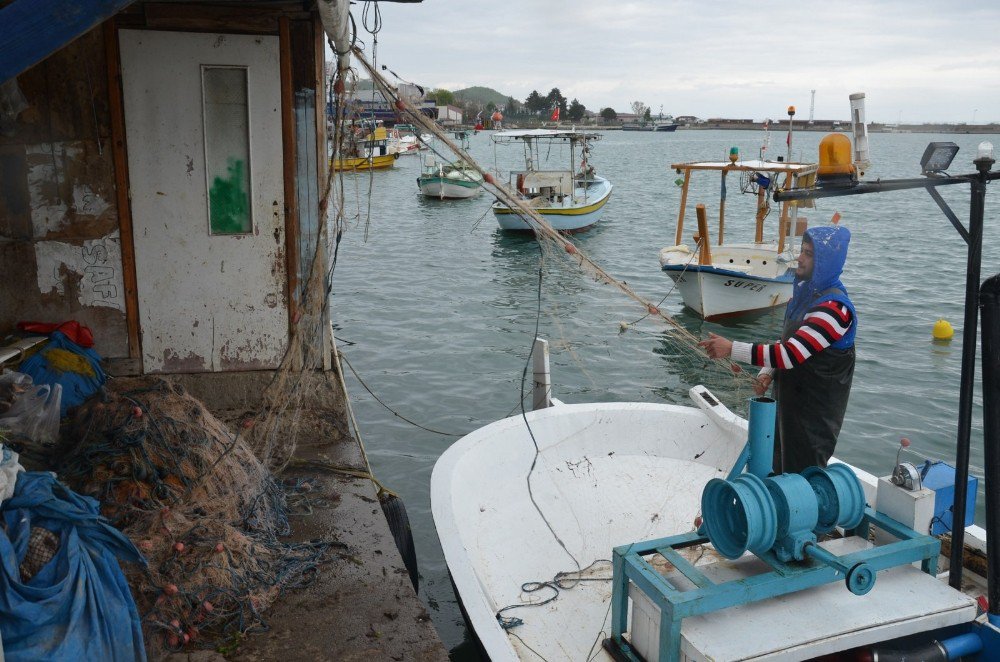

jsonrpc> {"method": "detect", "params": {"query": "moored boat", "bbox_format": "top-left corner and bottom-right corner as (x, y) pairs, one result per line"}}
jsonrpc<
(417, 165), (483, 199)
(417, 130), (483, 199)
(432, 378), (988, 661)
(659, 156), (818, 319)
(491, 129), (613, 232)
(332, 125), (397, 171)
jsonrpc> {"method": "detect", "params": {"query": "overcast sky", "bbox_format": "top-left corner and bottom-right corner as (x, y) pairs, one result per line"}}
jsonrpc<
(343, 0), (1000, 124)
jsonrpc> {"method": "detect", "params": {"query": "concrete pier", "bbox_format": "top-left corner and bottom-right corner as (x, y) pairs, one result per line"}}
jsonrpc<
(168, 372), (449, 662)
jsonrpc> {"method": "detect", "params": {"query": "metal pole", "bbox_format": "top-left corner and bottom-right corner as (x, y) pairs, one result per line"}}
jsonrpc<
(980, 273), (1000, 613)
(532, 337), (552, 410)
(948, 160), (989, 589)
(786, 106), (795, 163)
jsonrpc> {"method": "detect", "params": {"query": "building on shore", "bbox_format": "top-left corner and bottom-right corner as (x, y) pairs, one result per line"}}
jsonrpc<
(0, 1), (447, 659)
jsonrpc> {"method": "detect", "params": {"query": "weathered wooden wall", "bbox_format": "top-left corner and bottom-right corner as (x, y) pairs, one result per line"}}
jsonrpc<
(0, 26), (128, 358)
(0, 2), (326, 373)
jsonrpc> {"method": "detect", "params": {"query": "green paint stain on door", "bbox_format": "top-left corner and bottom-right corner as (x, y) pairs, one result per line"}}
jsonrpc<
(209, 158), (250, 234)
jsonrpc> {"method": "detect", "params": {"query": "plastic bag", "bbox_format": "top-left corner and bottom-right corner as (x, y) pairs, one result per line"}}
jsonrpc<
(0, 383), (61, 448)
(0, 445), (23, 503)
(0, 370), (33, 416)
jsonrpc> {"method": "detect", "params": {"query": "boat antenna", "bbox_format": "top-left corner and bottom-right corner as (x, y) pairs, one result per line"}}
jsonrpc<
(760, 118), (771, 160)
(786, 105), (796, 162)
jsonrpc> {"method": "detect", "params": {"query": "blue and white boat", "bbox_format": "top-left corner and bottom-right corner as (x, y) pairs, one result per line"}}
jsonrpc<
(659, 159), (818, 320)
(491, 130), (613, 233)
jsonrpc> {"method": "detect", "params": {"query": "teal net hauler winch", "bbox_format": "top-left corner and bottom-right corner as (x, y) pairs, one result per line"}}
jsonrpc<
(701, 465), (873, 595)
(605, 397), (942, 662)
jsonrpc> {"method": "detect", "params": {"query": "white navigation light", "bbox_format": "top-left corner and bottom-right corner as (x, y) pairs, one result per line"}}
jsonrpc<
(848, 93), (871, 177)
(920, 142), (960, 174)
(978, 141), (995, 161)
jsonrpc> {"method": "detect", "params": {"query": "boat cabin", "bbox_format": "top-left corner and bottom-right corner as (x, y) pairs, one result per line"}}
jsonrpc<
(671, 159), (818, 252)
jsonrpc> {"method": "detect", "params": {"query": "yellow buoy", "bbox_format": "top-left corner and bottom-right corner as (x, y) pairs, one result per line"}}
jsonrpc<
(932, 319), (954, 341)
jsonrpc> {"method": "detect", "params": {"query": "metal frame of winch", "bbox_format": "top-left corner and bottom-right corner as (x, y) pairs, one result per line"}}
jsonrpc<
(606, 510), (939, 662)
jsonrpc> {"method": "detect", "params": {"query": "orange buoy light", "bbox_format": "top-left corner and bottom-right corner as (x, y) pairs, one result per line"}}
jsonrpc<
(817, 133), (856, 187)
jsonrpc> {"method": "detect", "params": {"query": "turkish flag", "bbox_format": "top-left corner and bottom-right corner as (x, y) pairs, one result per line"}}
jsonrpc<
(550, 107), (560, 121)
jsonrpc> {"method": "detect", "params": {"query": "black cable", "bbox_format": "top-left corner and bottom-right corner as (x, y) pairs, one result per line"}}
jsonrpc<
(339, 352), (466, 437)
(517, 241), (582, 578)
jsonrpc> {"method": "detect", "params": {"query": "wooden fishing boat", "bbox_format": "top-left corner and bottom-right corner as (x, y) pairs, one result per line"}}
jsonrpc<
(491, 129), (613, 232)
(659, 157), (818, 320)
(417, 157), (483, 199)
(417, 131), (483, 199)
(332, 125), (397, 171)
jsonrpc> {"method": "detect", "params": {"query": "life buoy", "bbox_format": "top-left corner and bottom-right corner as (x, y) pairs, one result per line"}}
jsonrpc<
(393, 152), (400, 160)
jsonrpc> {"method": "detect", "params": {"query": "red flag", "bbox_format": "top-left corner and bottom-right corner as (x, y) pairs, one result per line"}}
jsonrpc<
(550, 106), (560, 121)
(831, 211), (842, 224)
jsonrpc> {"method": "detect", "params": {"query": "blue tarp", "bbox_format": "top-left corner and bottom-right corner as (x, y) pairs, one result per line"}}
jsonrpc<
(0, 472), (147, 661)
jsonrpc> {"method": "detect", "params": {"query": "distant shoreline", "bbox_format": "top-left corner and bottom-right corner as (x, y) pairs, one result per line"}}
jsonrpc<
(456, 120), (1000, 134)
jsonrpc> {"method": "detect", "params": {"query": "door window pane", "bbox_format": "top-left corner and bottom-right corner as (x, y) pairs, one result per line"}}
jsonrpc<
(203, 66), (252, 234)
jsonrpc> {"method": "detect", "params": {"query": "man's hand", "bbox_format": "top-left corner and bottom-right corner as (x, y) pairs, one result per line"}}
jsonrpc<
(698, 332), (733, 359)
(753, 373), (773, 396)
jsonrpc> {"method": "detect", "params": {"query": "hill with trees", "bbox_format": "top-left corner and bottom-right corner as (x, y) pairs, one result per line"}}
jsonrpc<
(453, 86), (510, 107)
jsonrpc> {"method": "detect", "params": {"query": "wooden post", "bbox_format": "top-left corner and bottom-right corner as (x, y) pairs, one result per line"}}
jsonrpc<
(754, 186), (767, 243)
(532, 338), (552, 411)
(777, 172), (792, 253)
(718, 170), (728, 245)
(674, 168), (691, 246)
(104, 20), (142, 363)
(696, 204), (713, 266)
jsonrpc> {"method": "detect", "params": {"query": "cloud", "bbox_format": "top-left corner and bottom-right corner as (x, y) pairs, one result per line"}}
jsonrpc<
(344, 0), (1000, 122)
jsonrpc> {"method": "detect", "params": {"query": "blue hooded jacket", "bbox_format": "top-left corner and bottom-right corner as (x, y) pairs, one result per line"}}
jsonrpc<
(784, 225), (856, 349)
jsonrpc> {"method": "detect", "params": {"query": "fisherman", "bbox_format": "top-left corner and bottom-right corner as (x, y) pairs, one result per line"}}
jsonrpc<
(698, 226), (857, 473)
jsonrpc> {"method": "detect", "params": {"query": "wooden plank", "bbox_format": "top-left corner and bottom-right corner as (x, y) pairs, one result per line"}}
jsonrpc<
(311, 13), (332, 372)
(103, 20), (141, 361)
(279, 17), (299, 336)
(0, 0), (139, 82)
(142, 3), (296, 33)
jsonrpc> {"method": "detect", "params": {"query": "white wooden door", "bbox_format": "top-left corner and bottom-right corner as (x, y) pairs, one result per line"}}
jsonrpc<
(119, 30), (287, 373)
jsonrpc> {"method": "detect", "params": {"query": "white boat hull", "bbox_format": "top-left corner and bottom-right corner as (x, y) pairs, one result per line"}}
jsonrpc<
(659, 244), (794, 320)
(417, 177), (482, 199)
(432, 391), (747, 661)
(494, 178), (613, 232)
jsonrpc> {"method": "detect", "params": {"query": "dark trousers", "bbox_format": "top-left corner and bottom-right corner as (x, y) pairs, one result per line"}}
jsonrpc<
(772, 347), (855, 474)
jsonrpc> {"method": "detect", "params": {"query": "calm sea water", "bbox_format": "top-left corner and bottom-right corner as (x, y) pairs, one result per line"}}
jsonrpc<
(331, 129), (1000, 655)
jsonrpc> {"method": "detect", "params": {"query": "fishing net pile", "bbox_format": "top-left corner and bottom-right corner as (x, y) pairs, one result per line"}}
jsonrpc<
(59, 378), (329, 651)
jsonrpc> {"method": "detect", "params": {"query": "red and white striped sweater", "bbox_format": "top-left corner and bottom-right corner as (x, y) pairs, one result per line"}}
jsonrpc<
(731, 300), (854, 370)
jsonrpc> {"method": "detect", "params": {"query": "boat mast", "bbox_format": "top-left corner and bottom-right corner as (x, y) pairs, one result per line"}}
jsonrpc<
(675, 169), (691, 246)
(570, 137), (577, 203)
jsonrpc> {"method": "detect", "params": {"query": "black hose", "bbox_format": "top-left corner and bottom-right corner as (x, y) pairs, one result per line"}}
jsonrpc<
(870, 641), (946, 662)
